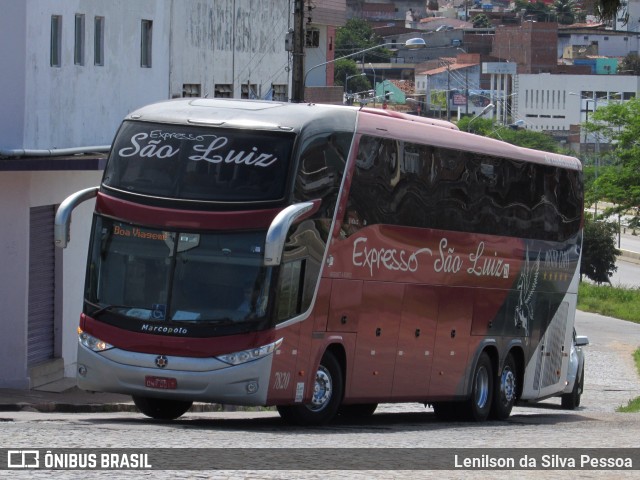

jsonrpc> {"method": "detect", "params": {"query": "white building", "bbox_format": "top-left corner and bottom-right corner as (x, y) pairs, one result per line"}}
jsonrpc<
(512, 73), (640, 134)
(557, 28), (640, 59)
(0, 0), (293, 389)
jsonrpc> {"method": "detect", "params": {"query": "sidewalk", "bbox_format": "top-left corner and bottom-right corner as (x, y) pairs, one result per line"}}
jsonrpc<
(0, 380), (136, 413)
(0, 379), (227, 414)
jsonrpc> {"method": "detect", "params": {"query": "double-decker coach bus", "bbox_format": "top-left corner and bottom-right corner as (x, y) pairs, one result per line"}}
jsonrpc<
(55, 98), (583, 425)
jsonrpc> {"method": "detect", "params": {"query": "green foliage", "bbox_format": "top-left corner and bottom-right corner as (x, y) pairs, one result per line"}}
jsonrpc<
(578, 283), (640, 321)
(595, 0), (624, 23)
(619, 53), (640, 75)
(552, 0), (579, 24)
(471, 13), (491, 28)
(334, 59), (371, 94)
(456, 116), (562, 153)
(334, 18), (390, 63)
(518, 1), (552, 21)
(584, 97), (640, 227)
(580, 217), (620, 284)
(488, 127), (561, 152)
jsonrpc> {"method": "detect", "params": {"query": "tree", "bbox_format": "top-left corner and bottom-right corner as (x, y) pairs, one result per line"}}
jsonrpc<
(584, 97), (640, 228)
(457, 117), (562, 153)
(517, 1), (553, 22)
(471, 13), (491, 28)
(334, 58), (371, 96)
(595, 0), (624, 23)
(552, 0), (579, 24)
(619, 53), (640, 75)
(581, 217), (619, 284)
(334, 18), (389, 64)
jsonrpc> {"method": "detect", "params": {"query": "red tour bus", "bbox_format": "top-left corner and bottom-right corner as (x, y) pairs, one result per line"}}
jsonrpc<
(55, 98), (583, 424)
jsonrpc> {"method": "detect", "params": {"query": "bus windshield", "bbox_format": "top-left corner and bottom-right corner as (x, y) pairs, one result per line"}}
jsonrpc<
(102, 121), (295, 202)
(85, 216), (273, 327)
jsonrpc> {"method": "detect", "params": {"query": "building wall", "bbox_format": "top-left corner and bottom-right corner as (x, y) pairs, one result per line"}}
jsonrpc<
(513, 73), (640, 133)
(17, 0), (170, 150)
(491, 21), (558, 73)
(0, 1), (27, 148)
(558, 31), (640, 59)
(0, 171), (101, 387)
(168, 0), (291, 99)
(0, 0), (298, 389)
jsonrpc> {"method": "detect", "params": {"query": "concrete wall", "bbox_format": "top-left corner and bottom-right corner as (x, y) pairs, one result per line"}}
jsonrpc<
(513, 73), (640, 133)
(16, 0), (170, 149)
(168, 0), (291, 99)
(0, 171), (101, 387)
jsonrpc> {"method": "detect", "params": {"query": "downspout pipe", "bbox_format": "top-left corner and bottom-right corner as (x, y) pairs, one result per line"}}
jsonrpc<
(0, 146), (111, 158)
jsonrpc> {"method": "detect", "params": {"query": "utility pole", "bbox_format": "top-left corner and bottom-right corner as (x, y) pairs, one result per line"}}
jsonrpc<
(291, 0), (305, 103)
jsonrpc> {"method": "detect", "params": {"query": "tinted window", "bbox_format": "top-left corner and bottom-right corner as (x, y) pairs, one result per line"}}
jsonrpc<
(344, 135), (583, 242)
(103, 121), (295, 202)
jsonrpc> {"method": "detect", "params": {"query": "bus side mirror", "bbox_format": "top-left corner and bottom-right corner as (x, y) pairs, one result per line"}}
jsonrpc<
(54, 186), (99, 248)
(264, 202), (316, 266)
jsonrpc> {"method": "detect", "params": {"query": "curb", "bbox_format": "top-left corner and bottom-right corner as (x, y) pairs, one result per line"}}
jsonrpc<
(619, 249), (640, 262)
(0, 402), (268, 414)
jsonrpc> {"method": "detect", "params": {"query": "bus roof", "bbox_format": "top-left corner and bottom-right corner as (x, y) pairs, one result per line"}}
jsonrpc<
(124, 98), (581, 171)
(125, 98), (359, 133)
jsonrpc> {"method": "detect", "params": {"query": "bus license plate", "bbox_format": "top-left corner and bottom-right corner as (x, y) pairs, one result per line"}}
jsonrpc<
(145, 376), (177, 390)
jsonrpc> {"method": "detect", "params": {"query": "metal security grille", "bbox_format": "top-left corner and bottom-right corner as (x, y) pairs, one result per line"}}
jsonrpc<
(28, 205), (56, 366)
(533, 301), (569, 390)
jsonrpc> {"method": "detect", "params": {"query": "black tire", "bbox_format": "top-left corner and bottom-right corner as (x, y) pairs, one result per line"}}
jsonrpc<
(490, 353), (517, 420)
(338, 403), (378, 418)
(132, 396), (193, 420)
(465, 352), (493, 422)
(561, 364), (584, 409)
(277, 351), (343, 426)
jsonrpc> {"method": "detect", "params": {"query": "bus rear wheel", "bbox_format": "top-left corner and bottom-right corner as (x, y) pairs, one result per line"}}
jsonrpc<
(132, 396), (193, 420)
(490, 353), (517, 420)
(465, 352), (493, 421)
(277, 351), (343, 426)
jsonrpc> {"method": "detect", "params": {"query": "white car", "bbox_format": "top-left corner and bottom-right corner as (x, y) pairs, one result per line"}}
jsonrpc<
(560, 329), (589, 409)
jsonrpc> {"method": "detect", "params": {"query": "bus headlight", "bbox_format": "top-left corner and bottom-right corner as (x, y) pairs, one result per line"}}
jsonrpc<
(78, 328), (113, 352)
(216, 338), (283, 366)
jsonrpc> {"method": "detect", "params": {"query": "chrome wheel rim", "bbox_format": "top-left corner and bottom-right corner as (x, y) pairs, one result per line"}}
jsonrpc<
(307, 365), (332, 412)
(501, 367), (516, 404)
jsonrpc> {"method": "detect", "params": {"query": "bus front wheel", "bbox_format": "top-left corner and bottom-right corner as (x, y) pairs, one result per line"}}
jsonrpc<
(277, 351), (343, 426)
(132, 395), (193, 420)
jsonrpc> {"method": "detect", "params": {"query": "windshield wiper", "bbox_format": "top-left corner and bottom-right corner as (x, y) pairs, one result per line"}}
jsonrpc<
(89, 304), (136, 318)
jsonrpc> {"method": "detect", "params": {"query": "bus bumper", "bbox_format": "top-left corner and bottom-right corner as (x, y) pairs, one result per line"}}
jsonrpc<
(76, 344), (273, 406)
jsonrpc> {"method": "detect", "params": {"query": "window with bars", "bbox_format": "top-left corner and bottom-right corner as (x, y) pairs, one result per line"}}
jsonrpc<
(182, 84), (201, 97)
(241, 83), (258, 99)
(214, 84), (233, 98)
(272, 84), (288, 101)
(305, 28), (320, 48)
(50, 15), (62, 67)
(94, 16), (104, 66)
(141, 19), (153, 68)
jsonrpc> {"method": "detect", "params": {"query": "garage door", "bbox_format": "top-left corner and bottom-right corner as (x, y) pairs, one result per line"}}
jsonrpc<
(28, 205), (57, 366)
